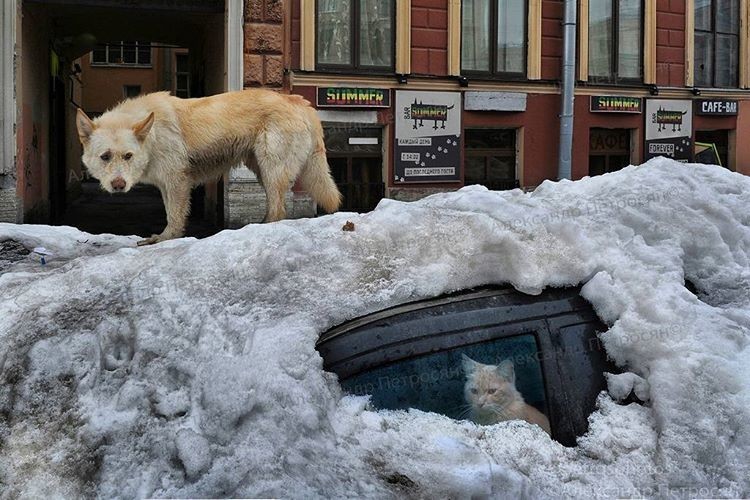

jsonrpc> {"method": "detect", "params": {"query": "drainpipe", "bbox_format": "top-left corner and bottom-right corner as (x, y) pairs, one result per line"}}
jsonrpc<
(558, 0), (577, 180)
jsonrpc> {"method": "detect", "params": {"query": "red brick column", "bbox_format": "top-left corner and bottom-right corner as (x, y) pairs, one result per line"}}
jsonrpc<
(656, 0), (686, 87)
(244, 0), (285, 87)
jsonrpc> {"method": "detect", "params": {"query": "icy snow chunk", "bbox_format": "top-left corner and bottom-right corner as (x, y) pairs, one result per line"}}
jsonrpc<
(606, 372), (650, 401)
(175, 429), (212, 480)
(2, 158), (750, 497)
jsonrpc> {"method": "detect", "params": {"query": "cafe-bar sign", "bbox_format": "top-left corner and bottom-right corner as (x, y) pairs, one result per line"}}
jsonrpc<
(696, 99), (738, 116)
(317, 87), (391, 108)
(590, 95), (643, 113)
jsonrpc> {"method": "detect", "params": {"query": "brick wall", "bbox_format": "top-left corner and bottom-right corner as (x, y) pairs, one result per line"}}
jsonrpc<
(411, 0), (448, 76)
(291, 0), (301, 69)
(541, 0), (562, 80)
(656, 0), (685, 87)
(244, 0), (285, 87)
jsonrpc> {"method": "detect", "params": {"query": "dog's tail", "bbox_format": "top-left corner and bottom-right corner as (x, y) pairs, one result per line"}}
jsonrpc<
(301, 112), (342, 214)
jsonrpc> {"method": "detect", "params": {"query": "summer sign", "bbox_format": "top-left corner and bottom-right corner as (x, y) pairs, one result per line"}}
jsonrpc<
(316, 87), (391, 108)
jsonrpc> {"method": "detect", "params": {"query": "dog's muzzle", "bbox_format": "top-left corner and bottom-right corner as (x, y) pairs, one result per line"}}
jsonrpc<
(111, 177), (127, 192)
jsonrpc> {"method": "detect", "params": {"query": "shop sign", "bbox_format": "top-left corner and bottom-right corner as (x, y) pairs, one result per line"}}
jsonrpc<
(394, 91), (462, 183)
(590, 129), (629, 153)
(317, 87), (391, 108)
(695, 99), (738, 116)
(464, 91), (527, 111)
(590, 95), (642, 113)
(645, 99), (693, 162)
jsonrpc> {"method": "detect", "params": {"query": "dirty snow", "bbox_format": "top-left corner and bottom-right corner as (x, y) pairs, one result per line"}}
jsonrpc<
(0, 157), (749, 498)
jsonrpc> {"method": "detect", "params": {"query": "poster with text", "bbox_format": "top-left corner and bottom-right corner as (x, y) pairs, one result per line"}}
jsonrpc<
(645, 99), (693, 162)
(394, 91), (462, 183)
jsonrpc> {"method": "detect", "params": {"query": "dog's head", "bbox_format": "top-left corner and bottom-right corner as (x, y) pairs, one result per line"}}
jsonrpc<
(76, 109), (155, 193)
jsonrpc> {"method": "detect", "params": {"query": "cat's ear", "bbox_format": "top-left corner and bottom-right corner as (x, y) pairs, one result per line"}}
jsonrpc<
(461, 354), (479, 375)
(496, 360), (515, 383)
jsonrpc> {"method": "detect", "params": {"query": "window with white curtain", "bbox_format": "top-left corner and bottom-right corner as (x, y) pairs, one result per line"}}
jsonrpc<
(316, 0), (394, 70)
(695, 0), (740, 88)
(461, 0), (526, 76)
(588, 0), (642, 83)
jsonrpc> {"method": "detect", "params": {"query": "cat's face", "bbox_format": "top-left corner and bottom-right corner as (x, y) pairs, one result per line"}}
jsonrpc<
(462, 355), (517, 412)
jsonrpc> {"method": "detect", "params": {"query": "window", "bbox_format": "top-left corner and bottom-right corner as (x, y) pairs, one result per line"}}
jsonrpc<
(588, 0), (642, 83)
(316, 0), (394, 71)
(324, 126), (384, 212)
(464, 129), (519, 190)
(123, 85), (142, 98)
(342, 334), (548, 423)
(175, 54), (190, 98)
(589, 128), (631, 176)
(695, 130), (730, 167)
(91, 41), (152, 66)
(461, 0), (526, 76)
(695, 0), (740, 87)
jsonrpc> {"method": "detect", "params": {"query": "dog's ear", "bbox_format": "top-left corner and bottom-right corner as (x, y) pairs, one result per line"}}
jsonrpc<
(132, 112), (155, 142)
(76, 108), (95, 144)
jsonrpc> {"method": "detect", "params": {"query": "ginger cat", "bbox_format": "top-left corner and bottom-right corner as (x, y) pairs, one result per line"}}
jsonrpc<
(462, 354), (551, 435)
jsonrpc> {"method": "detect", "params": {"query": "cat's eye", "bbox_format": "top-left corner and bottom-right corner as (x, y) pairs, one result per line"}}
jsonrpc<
(100, 151), (112, 162)
(123, 152), (133, 160)
(470, 388), (478, 394)
(487, 388), (497, 394)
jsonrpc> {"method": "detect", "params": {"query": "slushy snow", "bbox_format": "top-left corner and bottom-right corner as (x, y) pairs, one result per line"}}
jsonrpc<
(0, 157), (748, 498)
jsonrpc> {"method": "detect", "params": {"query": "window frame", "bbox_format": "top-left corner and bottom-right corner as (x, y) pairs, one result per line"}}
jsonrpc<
(174, 53), (191, 98)
(314, 0), (396, 74)
(91, 41), (152, 68)
(694, 0), (740, 88)
(460, 0), (529, 80)
(587, 0), (644, 85)
(463, 128), (520, 190)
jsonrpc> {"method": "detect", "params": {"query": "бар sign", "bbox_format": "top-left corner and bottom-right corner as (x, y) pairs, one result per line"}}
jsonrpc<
(644, 99), (693, 162)
(394, 90), (462, 183)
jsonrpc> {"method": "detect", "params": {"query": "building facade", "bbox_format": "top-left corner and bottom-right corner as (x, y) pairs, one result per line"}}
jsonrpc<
(2, 0), (750, 229)
(288, 0), (750, 214)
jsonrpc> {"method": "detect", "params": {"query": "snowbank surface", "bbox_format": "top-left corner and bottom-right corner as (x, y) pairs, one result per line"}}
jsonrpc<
(1, 158), (749, 499)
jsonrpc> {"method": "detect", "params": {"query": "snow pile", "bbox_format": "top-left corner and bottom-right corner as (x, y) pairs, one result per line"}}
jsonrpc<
(1, 157), (749, 498)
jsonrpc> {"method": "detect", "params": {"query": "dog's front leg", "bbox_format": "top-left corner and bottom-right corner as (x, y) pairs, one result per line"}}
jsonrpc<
(137, 182), (191, 246)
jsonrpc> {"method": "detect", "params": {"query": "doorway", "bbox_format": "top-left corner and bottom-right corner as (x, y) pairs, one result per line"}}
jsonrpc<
(695, 130), (730, 168)
(589, 128), (631, 177)
(13, 0), (243, 235)
(324, 125), (385, 213)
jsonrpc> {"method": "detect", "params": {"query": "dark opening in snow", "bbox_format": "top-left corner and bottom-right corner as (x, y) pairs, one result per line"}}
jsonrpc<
(317, 285), (617, 446)
(0, 239), (31, 273)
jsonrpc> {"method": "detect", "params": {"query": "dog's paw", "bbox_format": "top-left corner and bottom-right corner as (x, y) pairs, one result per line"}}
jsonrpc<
(136, 234), (161, 246)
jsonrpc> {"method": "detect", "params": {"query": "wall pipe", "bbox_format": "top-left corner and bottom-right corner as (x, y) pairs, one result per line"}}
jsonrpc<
(558, 0), (577, 180)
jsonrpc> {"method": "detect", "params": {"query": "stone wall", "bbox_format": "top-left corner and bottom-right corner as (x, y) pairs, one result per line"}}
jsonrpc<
(243, 0), (285, 87)
(231, 0), (306, 228)
(388, 187), (457, 203)
(0, 180), (19, 223)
